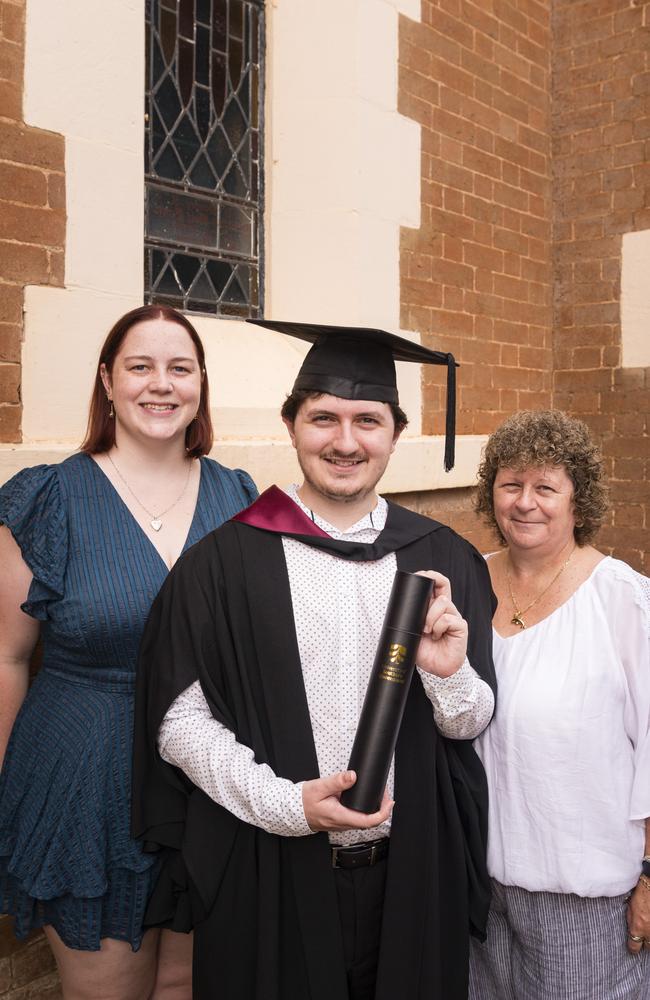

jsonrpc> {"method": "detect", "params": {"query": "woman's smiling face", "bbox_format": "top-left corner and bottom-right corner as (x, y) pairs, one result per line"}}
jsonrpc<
(493, 464), (577, 556)
(101, 318), (202, 448)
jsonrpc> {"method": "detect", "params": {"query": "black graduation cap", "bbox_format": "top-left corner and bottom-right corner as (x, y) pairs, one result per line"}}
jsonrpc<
(246, 319), (458, 471)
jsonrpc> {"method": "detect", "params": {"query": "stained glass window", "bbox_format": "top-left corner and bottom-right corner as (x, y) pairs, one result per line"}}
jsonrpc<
(145, 0), (264, 316)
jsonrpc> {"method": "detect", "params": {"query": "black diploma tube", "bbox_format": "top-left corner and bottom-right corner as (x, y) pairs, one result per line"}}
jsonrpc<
(340, 570), (434, 814)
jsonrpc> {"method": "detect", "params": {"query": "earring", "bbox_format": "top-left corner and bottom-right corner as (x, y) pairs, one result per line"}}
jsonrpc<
(107, 395), (114, 418)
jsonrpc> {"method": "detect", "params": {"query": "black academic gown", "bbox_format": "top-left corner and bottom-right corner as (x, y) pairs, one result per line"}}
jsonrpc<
(132, 493), (496, 1000)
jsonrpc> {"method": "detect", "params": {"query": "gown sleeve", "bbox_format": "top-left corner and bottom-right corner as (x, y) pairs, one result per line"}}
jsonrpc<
(450, 537), (497, 699)
(132, 531), (234, 849)
(0, 464), (68, 619)
(132, 530), (250, 929)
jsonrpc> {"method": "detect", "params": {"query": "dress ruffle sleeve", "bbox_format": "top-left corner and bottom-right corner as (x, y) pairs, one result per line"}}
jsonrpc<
(234, 468), (258, 505)
(0, 464), (68, 620)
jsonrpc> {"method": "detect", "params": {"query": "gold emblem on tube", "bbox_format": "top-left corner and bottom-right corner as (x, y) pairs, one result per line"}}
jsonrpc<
(380, 642), (409, 683)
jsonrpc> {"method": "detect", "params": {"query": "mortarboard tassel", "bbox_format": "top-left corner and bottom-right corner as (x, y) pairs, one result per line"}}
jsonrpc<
(444, 353), (456, 473)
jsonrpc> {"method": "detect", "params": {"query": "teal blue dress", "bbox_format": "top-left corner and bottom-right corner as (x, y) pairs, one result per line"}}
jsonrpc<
(0, 452), (256, 950)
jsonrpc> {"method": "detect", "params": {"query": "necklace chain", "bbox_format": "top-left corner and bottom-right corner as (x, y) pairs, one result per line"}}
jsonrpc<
(506, 545), (576, 630)
(106, 451), (192, 532)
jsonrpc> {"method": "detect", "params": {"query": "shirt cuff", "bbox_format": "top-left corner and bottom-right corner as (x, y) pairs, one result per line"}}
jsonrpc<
(417, 658), (494, 739)
(280, 781), (313, 837)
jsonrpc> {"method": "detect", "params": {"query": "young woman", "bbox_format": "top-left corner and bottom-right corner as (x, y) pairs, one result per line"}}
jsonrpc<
(0, 305), (256, 999)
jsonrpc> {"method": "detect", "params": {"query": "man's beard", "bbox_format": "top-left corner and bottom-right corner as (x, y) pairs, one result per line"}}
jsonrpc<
(297, 450), (387, 505)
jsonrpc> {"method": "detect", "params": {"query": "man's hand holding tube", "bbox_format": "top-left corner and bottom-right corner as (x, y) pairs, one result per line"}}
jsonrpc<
(302, 771), (393, 832)
(414, 570), (468, 678)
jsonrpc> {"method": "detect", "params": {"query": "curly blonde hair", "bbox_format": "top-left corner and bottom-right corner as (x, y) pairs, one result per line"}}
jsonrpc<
(474, 410), (608, 546)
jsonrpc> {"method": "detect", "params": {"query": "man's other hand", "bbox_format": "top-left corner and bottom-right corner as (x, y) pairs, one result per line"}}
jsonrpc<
(414, 570), (468, 678)
(302, 771), (393, 832)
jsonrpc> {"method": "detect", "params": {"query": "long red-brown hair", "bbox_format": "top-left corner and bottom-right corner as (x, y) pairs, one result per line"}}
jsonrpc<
(80, 305), (213, 458)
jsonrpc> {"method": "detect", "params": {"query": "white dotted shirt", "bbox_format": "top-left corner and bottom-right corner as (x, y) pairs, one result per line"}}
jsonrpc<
(158, 487), (494, 844)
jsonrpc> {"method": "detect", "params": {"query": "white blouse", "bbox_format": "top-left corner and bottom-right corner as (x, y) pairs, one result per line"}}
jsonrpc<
(476, 556), (650, 897)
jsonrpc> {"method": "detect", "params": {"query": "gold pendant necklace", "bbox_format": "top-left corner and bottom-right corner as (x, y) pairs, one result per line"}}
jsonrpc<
(106, 452), (192, 532)
(507, 545), (576, 629)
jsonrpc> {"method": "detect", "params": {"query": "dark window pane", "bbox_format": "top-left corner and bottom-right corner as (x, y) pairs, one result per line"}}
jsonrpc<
(196, 24), (210, 85)
(151, 248), (166, 282)
(156, 262), (183, 296)
(223, 161), (246, 198)
(172, 115), (200, 169)
(206, 259), (233, 293)
(238, 64), (251, 119)
(223, 277), (246, 306)
(213, 0), (228, 52)
(190, 152), (217, 189)
(145, 0), (264, 316)
(250, 66), (258, 129)
(149, 187), (218, 248)
(153, 32), (166, 83)
(173, 253), (201, 290)
(238, 134), (250, 185)
(250, 6), (258, 64)
(195, 84), (211, 139)
(160, 6), (176, 64)
(151, 106), (166, 156)
(211, 51), (227, 115)
(190, 269), (215, 299)
(223, 97), (246, 152)
(179, 0), (194, 40)
(207, 125), (233, 178)
(153, 72), (182, 131)
(229, 37), (243, 90)
(230, 1), (243, 40)
(178, 36), (194, 106)
(153, 143), (185, 180)
(196, 0), (211, 25)
(219, 203), (252, 255)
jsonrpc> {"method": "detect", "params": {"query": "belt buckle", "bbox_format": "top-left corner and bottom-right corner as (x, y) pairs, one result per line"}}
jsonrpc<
(331, 846), (339, 869)
(369, 843), (377, 866)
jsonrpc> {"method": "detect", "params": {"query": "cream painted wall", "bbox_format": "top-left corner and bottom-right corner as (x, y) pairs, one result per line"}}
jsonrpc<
(621, 230), (650, 369)
(0, 435), (487, 494)
(2, 0), (486, 489)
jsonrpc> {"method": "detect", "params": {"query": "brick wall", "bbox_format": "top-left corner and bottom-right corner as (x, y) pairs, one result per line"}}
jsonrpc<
(0, 0), (65, 444)
(553, 0), (650, 574)
(387, 486), (496, 553)
(399, 0), (649, 571)
(399, 0), (553, 443)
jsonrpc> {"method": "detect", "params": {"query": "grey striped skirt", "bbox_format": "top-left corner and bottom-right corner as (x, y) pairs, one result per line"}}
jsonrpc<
(469, 880), (649, 1000)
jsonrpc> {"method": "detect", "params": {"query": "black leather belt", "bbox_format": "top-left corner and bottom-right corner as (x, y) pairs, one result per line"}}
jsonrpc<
(331, 838), (389, 870)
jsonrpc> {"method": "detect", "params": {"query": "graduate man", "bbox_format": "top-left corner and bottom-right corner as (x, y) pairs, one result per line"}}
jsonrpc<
(133, 322), (496, 1000)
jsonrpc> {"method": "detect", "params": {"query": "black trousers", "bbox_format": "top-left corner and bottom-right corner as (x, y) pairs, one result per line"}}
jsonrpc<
(333, 857), (388, 1000)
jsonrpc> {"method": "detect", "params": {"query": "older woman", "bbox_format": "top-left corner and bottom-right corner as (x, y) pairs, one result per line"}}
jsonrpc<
(0, 305), (256, 999)
(469, 409), (649, 1000)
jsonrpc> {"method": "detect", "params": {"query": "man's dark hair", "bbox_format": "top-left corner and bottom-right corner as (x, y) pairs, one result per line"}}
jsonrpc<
(281, 388), (409, 433)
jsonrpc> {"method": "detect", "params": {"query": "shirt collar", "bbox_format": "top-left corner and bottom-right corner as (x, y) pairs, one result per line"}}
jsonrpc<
(285, 484), (388, 538)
